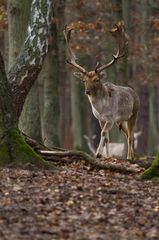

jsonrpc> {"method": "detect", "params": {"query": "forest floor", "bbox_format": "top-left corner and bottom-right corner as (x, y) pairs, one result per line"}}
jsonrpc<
(0, 158), (159, 240)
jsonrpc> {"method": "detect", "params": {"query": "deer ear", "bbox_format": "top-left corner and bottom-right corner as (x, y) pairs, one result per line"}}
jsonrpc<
(74, 71), (84, 80)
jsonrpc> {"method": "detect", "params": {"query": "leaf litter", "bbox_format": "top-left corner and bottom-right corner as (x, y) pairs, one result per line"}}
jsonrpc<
(0, 159), (158, 240)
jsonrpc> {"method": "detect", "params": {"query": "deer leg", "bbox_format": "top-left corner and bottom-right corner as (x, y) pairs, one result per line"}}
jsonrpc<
(116, 121), (128, 138)
(95, 121), (105, 158)
(116, 121), (129, 158)
(96, 121), (113, 158)
(127, 116), (136, 159)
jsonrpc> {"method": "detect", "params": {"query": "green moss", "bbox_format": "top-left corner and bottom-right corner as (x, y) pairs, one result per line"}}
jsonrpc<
(0, 127), (52, 169)
(141, 152), (159, 180)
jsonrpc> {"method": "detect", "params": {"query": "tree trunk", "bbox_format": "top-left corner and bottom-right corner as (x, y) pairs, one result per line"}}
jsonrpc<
(141, 1), (159, 179)
(7, 0), (31, 69)
(0, 52), (48, 168)
(0, 0), (53, 168)
(148, 84), (158, 154)
(137, 0), (149, 155)
(8, 0), (52, 122)
(8, 0), (42, 142)
(112, 0), (129, 85)
(137, 86), (149, 155)
(71, 74), (89, 152)
(55, 0), (67, 146)
(42, 21), (60, 147)
(19, 81), (42, 142)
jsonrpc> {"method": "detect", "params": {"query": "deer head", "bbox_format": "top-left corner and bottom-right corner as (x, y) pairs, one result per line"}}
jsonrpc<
(63, 21), (128, 96)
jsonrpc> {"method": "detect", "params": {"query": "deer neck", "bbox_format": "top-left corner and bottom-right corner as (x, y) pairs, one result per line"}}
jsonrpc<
(88, 83), (108, 103)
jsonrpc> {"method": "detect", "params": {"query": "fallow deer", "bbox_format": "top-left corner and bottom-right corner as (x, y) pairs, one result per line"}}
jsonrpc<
(63, 22), (140, 160)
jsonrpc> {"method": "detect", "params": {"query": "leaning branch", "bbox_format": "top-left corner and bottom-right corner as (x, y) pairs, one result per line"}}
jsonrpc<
(8, 0), (52, 121)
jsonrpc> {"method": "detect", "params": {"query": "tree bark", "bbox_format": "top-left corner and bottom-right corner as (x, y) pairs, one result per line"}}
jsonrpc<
(148, 84), (158, 154)
(7, 0), (31, 69)
(42, 21), (60, 147)
(136, 0), (149, 155)
(55, 0), (67, 146)
(71, 74), (90, 152)
(7, 0), (42, 142)
(8, 0), (52, 122)
(19, 81), (42, 142)
(0, 0), (54, 168)
(0, 52), (49, 168)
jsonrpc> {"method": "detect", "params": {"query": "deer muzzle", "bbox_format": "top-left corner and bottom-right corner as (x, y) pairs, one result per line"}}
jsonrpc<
(85, 89), (91, 95)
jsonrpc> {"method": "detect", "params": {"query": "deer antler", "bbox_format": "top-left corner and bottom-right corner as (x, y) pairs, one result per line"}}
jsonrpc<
(63, 25), (87, 74)
(96, 21), (128, 73)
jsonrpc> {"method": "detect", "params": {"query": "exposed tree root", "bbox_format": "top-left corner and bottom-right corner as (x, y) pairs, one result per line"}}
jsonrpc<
(23, 133), (144, 174)
(128, 157), (154, 169)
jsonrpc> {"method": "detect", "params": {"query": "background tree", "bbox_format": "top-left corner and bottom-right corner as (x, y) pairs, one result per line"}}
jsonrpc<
(42, 18), (60, 147)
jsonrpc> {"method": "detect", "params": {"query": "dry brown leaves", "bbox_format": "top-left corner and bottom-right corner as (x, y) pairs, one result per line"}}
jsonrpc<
(0, 160), (158, 240)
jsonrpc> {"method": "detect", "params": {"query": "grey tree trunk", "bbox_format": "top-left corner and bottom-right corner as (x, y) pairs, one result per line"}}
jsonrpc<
(42, 21), (60, 147)
(71, 76), (83, 150)
(8, 0), (52, 122)
(137, 0), (149, 155)
(56, 0), (67, 146)
(148, 84), (158, 154)
(71, 74), (89, 152)
(19, 82), (42, 142)
(7, 0), (42, 142)
(7, 0), (31, 69)
(0, 0), (53, 168)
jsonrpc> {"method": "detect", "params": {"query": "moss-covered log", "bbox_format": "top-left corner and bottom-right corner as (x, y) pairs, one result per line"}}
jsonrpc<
(141, 152), (159, 180)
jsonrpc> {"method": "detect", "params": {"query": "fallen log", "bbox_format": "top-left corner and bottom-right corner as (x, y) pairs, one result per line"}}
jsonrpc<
(22, 133), (144, 174)
(38, 149), (142, 174)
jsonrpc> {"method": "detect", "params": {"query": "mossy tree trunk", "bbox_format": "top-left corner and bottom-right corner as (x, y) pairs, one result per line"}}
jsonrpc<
(0, 0), (53, 168)
(0, 53), (47, 167)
